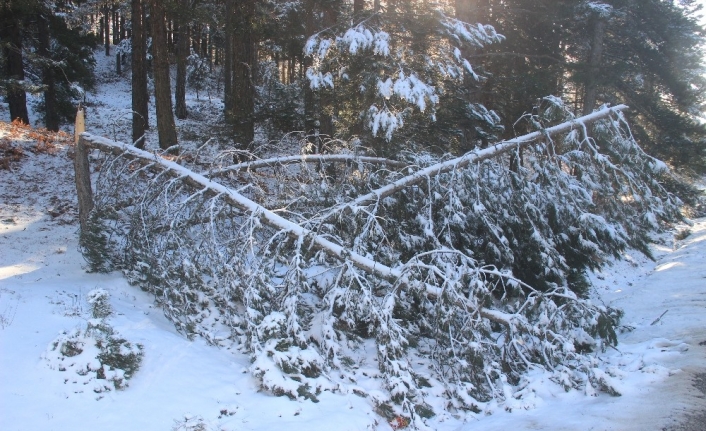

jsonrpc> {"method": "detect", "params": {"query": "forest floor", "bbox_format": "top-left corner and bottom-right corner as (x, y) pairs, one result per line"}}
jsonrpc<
(1, 51), (705, 430)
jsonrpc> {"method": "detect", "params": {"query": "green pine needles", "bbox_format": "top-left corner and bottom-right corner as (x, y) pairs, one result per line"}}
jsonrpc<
(79, 99), (681, 427)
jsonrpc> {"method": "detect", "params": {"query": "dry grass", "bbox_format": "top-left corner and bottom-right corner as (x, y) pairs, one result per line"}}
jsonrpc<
(0, 119), (73, 170)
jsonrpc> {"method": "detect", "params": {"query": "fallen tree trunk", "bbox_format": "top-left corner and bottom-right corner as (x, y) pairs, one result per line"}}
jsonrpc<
(336, 105), (628, 211)
(76, 105), (626, 327)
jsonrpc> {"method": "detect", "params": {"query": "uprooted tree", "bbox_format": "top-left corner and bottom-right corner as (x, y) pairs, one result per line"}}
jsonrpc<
(75, 98), (681, 427)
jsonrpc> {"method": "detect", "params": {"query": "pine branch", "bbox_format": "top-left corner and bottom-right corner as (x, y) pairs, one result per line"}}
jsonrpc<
(204, 154), (408, 179)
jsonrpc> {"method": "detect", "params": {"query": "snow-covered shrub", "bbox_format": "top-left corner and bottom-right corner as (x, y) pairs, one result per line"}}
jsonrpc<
(43, 290), (143, 393)
(80, 101), (680, 426)
(86, 288), (112, 318)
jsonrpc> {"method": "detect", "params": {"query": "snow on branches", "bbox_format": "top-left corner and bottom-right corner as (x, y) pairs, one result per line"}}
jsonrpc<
(303, 6), (503, 143)
(78, 101), (681, 428)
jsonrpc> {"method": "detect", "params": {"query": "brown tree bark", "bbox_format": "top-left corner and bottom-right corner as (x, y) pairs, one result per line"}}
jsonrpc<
(150, 0), (178, 150)
(0, 6), (30, 124)
(353, 0), (364, 14)
(231, 0), (256, 149)
(132, 0), (149, 147)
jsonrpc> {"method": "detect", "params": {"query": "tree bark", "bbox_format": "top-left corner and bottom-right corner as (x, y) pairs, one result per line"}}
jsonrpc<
(74, 133), (94, 232)
(104, 6), (110, 56)
(37, 13), (60, 131)
(582, 17), (606, 116)
(231, 0), (256, 150)
(174, 1), (189, 120)
(132, 0), (149, 148)
(0, 6), (30, 124)
(353, 0), (364, 14)
(223, 0), (233, 112)
(150, 0), (179, 150)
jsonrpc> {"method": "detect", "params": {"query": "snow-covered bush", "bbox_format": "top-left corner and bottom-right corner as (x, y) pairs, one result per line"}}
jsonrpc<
(86, 288), (112, 318)
(43, 290), (143, 393)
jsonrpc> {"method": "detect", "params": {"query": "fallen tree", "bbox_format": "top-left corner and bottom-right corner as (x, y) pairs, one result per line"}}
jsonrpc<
(76, 99), (681, 428)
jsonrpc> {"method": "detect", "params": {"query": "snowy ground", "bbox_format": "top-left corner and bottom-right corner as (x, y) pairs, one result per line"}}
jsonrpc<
(1, 51), (705, 430)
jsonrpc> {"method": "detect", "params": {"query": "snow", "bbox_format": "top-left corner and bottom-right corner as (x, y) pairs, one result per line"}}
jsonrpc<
(1, 52), (705, 431)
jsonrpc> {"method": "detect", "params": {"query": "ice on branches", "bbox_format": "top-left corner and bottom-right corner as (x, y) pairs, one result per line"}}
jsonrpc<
(78, 101), (681, 427)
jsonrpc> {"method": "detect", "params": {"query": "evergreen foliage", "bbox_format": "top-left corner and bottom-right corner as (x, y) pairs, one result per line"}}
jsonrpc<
(304, 0), (505, 156)
(79, 100), (681, 426)
(43, 289), (143, 392)
(0, 0), (96, 128)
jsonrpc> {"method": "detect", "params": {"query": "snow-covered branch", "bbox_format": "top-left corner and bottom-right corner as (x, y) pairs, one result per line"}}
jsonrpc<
(324, 104), (628, 215)
(204, 154), (408, 179)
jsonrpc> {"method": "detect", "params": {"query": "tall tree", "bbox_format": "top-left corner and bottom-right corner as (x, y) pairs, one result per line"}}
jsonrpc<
(174, 0), (189, 120)
(0, 0), (31, 124)
(131, 0), (149, 147)
(150, 0), (179, 149)
(230, 0), (256, 149)
(569, 0), (706, 171)
(37, 12), (60, 131)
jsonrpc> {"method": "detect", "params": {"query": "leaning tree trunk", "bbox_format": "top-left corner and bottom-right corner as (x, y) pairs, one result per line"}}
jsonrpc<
(174, 3), (189, 120)
(0, 8), (30, 125)
(150, 0), (178, 150)
(37, 13), (60, 131)
(132, 0), (149, 148)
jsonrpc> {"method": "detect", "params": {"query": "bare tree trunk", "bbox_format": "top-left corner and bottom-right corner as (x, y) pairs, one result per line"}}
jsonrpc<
(582, 17), (606, 116)
(112, 7), (119, 45)
(353, 0), (364, 14)
(37, 13), (59, 131)
(223, 0), (233, 112)
(0, 7), (29, 124)
(231, 0), (256, 150)
(104, 6), (110, 56)
(150, 0), (178, 150)
(132, 0), (149, 147)
(175, 5), (189, 120)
